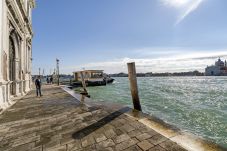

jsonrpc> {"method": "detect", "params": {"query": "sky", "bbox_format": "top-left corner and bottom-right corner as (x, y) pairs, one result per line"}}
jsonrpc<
(32, 0), (227, 74)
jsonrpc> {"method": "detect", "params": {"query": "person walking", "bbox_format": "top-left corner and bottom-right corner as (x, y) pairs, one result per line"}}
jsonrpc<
(50, 76), (53, 84)
(35, 76), (42, 97)
(46, 76), (49, 84)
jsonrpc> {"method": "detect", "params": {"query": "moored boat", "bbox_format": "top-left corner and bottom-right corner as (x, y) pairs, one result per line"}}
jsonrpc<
(71, 70), (114, 87)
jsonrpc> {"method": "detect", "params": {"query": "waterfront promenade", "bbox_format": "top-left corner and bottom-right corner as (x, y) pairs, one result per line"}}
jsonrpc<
(0, 85), (223, 151)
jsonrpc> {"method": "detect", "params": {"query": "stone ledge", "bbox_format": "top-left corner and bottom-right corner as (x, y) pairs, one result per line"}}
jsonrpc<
(125, 106), (225, 151)
(63, 85), (226, 151)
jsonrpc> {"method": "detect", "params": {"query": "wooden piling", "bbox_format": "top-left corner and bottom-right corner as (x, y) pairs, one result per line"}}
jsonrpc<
(70, 78), (72, 85)
(80, 72), (88, 95)
(127, 62), (142, 111)
(56, 59), (60, 86)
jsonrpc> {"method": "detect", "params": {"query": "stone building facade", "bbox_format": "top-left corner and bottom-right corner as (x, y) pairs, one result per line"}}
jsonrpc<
(0, 0), (35, 111)
(205, 58), (227, 76)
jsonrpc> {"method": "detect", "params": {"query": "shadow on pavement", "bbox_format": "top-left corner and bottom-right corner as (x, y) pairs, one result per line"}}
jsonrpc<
(72, 107), (131, 139)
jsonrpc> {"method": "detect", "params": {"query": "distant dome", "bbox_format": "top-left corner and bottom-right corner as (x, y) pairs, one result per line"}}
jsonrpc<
(215, 58), (225, 67)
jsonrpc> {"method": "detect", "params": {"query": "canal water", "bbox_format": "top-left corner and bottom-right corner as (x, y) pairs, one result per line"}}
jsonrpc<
(82, 77), (227, 147)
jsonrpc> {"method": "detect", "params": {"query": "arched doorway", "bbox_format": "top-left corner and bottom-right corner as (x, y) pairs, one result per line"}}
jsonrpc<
(211, 71), (214, 76)
(9, 32), (18, 96)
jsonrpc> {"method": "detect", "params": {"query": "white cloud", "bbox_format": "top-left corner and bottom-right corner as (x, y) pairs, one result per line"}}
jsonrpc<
(161, 0), (191, 8)
(33, 46), (227, 75)
(63, 50), (227, 74)
(132, 47), (227, 60)
(160, 0), (205, 24)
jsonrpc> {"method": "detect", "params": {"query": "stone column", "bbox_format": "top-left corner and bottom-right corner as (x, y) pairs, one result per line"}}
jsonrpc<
(15, 57), (20, 96)
(29, 46), (32, 89)
(5, 4), (10, 104)
(25, 41), (29, 92)
(20, 39), (24, 95)
(0, 0), (4, 108)
(12, 33), (20, 97)
(0, 0), (3, 81)
(21, 38), (26, 94)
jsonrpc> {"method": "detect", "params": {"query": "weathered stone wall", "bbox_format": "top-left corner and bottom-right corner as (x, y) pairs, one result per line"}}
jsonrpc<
(0, 0), (35, 111)
(0, 1), (2, 79)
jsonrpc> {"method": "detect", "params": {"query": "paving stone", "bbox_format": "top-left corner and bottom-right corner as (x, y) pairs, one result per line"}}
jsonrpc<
(103, 124), (115, 130)
(43, 139), (61, 150)
(0, 127), (10, 134)
(123, 145), (143, 151)
(61, 122), (75, 130)
(61, 129), (77, 139)
(148, 134), (168, 145)
(114, 134), (131, 144)
(128, 130), (142, 138)
(159, 140), (187, 151)
(79, 112), (92, 118)
(0, 144), (12, 151)
(72, 115), (84, 121)
(115, 138), (139, 151)
(60, 136), (74, 145)
(115, 129), (124, 136)
(149, 145), (166, 151)
(111, 120), (124, 127)
(118, 118), (128, 124)
(45, 145), (66, 151)
(12, 121), (41, 131)
(67, 140), (82, 151)
(12, 135), (40, 147)
(31, 146), (43, 151)
(140, 127), (153, 133)
(137, 140), (154, 151)
(0, 125), (6, 130)
(9, 142), (35, 151)
(94, 133), (107, 143)
(118, 124), (135, 133)
(104, 129), (117, 138)
(96, 139), (115, 148)
(129, 121), (146, 129)
(79, 144), (96, 151)
(136, 133), (152, 141)
(51, 134), (62, 141)
(81, 135), (95, 148)
(105, 147), (114, 151)
(96, 146), (115, 151)
(5, 127), (40, 139)
(94, 127), (106, 134)
(147, 130), (158, 137)
(91, 109), (102, 115)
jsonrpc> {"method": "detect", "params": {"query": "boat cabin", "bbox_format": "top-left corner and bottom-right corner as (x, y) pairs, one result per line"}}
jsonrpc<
(73, 70), (104, 82)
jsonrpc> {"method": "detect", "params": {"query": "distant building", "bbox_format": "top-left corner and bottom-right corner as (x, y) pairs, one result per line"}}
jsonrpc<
(73, 70), (104, 81)
(205, 58), (227, 76)
(0, 0), (35, 111)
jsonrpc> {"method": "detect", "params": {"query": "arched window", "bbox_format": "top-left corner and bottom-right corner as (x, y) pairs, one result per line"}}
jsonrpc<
(9, 36), (16, 95)
(9, 36), (15, 81)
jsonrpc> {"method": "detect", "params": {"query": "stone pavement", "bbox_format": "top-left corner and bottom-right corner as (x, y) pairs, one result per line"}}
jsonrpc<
(0, 85), (188, 151)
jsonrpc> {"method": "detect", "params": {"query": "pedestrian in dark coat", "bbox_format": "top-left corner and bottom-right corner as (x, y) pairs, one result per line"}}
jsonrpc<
(46, 77), (50, 84)
(35, 76), (42, 97)
(50, 76), (53, 84)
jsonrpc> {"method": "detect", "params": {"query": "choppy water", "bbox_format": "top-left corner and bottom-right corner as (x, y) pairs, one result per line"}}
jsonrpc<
(82, 77), (227, 147)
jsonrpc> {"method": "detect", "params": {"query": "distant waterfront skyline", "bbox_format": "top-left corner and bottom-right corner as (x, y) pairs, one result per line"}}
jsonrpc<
(32, 0), (227, 74)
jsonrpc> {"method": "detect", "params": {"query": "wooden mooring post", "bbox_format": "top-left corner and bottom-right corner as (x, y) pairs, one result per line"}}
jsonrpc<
(127, 62), (142, 111)
(80, 72), (89, 97)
